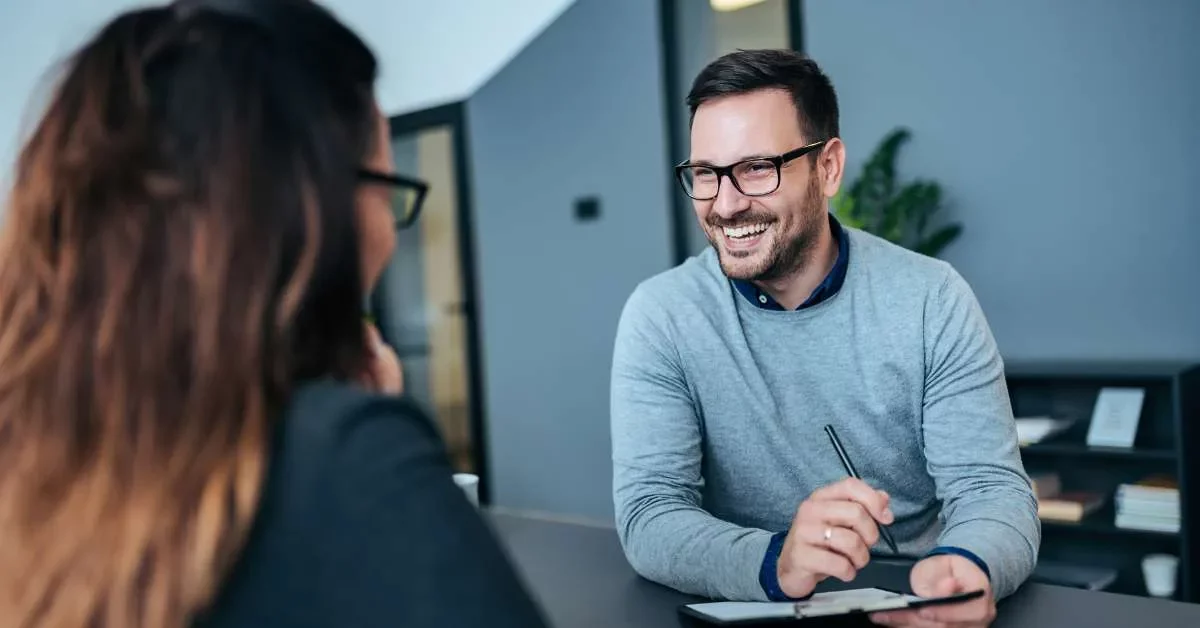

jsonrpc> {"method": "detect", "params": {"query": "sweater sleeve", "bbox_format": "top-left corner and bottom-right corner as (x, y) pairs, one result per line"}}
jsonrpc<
(921, 266), (1041, 599)
(610, 286), (774, 601)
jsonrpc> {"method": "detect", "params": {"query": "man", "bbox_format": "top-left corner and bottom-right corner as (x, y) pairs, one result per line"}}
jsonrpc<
(610, 49), (1039, 627)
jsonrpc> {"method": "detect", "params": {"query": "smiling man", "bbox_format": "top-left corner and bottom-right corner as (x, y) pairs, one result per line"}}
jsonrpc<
(610, 50), (1039, 627)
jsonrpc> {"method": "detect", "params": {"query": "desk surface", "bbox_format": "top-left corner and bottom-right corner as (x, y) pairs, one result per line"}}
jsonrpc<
(490, 511), (1200, 628)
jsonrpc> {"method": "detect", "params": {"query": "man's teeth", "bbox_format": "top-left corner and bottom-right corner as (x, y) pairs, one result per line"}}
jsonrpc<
(723, 223), (770, 238)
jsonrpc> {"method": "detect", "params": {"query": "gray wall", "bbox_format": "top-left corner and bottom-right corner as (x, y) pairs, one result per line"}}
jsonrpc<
(807, 0), (1200, 360)
(467, 0), (674, 520)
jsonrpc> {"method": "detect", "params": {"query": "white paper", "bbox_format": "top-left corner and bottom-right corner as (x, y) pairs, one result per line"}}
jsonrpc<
(685, 588), (918, 621)
(1015, 416), (1074, 445)
(685, 601), (796, 622)
(1085, 387), (1145, 448)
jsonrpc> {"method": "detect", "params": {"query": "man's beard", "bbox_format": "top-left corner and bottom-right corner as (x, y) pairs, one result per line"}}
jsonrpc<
(707, 176), (826, 282)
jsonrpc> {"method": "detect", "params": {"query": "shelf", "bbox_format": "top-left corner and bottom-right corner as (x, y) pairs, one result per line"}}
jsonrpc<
(1005, 360), (1198, 380)
(1041, 501), (1180, 541)
(1041, 516), (1180, 540)
(1021, 442), (1176, 462)
(1003, 361), (1198, 602)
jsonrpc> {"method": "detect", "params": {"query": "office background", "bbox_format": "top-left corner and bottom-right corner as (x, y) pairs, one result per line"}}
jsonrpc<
(470, 0), (1200, 526)
(1, 0), (1197, 602)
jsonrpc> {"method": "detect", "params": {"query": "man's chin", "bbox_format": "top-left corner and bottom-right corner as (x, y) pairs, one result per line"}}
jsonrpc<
(716, 250), (768, 281)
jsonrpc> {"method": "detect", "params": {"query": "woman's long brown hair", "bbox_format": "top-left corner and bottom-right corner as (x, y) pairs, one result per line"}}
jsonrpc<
(0, 1), (379, 625)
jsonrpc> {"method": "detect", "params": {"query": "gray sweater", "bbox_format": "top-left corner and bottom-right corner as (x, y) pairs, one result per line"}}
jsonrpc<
(610, 227), (1039, 602)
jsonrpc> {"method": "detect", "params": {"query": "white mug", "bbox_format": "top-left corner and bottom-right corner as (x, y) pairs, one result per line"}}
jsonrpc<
(453, 473), (480, 508)
(1142, 553), (1178, 598)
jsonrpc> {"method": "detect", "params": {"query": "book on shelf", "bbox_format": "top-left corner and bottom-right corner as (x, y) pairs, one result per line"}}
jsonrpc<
(1031, 473), (1107, 523)
(1116, 497), (1181, 519)
(1029, 472), (1062, 499)
(1118, 474), (1179, 497)
(1114, 513), (1181, 533)
(1115, 475), (1180, 532)
(1038, 491), (1106, 522)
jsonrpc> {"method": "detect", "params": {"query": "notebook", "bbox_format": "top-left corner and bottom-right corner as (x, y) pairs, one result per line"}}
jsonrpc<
(680, 587), (984, 625)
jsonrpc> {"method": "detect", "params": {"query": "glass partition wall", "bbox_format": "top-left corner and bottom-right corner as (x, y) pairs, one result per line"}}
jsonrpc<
(370, 105), (487, 496)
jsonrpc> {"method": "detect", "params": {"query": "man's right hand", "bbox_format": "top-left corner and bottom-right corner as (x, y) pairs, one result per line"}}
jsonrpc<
(776, 478), (894, 598)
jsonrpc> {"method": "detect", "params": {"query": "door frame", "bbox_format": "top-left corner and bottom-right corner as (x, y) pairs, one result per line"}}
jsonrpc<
(372, 101), (492, 505)
(787, 0), (805, 53)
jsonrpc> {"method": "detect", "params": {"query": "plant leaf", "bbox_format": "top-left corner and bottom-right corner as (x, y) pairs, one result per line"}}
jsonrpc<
(915, 224), (963, 258)
(830, 191), (859, 228)
(851, 127), (909, 232)
(908, 179), (941, 241)
(839, 126), (959, 258)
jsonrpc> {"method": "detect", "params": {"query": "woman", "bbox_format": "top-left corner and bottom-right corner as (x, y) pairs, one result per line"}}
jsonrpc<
(0, 1), (549, 626)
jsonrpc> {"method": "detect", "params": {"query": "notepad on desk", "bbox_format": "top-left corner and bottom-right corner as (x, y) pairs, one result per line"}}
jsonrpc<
(680, 587), (984, 625)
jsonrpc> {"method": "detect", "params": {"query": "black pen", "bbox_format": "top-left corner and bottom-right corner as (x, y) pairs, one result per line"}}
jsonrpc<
(823, 424), (899, 555)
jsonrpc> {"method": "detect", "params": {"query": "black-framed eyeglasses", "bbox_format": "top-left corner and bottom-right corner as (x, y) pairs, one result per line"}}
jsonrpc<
(357, 168), (429, 229)
(674, 139), (828, 201)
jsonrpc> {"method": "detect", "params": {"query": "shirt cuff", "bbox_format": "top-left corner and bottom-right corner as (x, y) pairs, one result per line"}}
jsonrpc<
(759, 531), (810, 601)
(926, 545), (991, 580)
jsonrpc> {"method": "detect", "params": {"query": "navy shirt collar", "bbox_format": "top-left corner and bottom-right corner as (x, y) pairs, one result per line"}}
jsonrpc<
(732, 213), (849, 311)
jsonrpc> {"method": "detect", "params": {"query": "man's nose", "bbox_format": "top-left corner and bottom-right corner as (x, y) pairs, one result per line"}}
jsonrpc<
(711, 175), (750, 220)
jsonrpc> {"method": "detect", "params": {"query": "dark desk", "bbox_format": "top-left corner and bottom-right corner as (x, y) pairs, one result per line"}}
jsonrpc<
(490, 511), (1200, 628)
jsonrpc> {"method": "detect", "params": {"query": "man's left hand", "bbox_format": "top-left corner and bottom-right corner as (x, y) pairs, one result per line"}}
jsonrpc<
(870, 554), (995, 628)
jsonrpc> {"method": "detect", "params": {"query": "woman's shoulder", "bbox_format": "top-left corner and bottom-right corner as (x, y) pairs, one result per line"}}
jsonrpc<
(278, 378), (441, 460)
(265, 379), (451, 511)
(201, 380), (551, 627)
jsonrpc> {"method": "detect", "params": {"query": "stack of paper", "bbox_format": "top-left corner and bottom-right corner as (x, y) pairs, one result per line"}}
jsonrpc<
(1115, 475), (1180, 533)
(683, 588), (930, 622)
(1015, 416), (1074, 445)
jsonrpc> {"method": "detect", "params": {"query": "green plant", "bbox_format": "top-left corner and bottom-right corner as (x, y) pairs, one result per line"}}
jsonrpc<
(830, 127), (962, 258)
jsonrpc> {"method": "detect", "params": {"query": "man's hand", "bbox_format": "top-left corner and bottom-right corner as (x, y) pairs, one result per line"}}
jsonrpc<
(776, 478), (893, 598)
(870, 554), (995, 627)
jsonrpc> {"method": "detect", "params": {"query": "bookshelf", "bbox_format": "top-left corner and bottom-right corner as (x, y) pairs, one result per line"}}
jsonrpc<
(1021, 442), (1176, 462)
(1039, 501), (1179, 540)
(1005, 361), (1199, 602)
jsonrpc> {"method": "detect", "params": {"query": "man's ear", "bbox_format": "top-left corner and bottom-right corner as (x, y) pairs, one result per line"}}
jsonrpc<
(819, 137), (846, 199)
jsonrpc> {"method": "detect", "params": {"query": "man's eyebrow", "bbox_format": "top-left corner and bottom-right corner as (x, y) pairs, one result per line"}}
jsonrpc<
(686, 154), (775, 167)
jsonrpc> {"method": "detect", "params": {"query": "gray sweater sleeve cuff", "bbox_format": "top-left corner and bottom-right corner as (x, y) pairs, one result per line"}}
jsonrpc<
(936, 518), (1039, 599)
(729, 530), (776, 601)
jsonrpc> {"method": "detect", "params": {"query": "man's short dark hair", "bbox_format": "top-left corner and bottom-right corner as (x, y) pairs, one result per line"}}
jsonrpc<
(686, 49), (839, 143)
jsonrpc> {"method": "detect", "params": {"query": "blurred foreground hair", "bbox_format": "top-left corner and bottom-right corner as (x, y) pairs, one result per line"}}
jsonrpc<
(0, 1), (377, 625)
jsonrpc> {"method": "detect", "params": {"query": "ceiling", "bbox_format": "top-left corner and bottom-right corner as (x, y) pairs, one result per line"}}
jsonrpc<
(0, 0), (575, 178)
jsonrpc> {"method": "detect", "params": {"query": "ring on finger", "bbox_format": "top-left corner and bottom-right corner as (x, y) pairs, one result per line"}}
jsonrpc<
(823, 527), (833, 542)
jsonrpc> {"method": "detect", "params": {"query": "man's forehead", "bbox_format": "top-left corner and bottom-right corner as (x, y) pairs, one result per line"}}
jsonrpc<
(689, 90), (805, 163)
